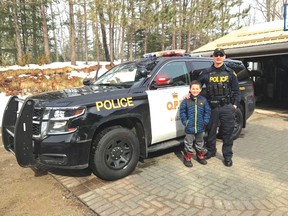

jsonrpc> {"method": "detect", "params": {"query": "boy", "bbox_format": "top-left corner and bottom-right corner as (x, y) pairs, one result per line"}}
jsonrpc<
(180, 80), (211, 167)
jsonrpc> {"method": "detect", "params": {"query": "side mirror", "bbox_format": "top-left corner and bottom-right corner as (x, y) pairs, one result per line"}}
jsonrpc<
(83, 79), (92, 86)
(138, 68), (149, 78)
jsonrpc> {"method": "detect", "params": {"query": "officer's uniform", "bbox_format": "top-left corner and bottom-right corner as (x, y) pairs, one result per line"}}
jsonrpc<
(197, 63), (240, 164)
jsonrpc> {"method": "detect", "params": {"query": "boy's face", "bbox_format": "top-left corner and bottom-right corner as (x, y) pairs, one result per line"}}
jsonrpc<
(190, 84), (201, 97)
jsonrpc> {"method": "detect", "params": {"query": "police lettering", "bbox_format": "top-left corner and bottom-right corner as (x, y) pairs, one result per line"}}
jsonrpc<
(167, 100), (182, 110)
(209, 75), (228, 83)
(96, 97), (134, 111)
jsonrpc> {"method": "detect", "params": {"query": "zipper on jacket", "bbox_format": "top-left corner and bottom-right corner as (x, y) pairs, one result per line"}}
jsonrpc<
(195, 97), (198, 133)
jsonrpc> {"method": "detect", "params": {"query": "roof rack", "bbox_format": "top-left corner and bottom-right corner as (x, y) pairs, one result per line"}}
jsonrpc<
(143, 49), (186, 58)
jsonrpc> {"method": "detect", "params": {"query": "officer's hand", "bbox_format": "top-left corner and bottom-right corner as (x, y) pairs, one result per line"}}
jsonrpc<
(233, 105), (237, 109)
(183, 92), (190, 99)
(190, 69), (203, 80)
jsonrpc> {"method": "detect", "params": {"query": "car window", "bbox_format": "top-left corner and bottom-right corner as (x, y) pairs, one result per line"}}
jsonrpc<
(189, 60), (212, 81)
(191, 61), (212, 71)
(151, 61), (189, 88)
(94, 62), (145, 88)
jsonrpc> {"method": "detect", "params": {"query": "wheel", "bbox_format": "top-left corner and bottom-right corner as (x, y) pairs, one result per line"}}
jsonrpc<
(233, 107), (243, 139)
(90, 127), (140, 181)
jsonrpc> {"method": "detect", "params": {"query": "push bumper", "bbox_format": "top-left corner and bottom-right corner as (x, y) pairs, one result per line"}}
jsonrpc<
(2, 96), (91, 169)
(2, 96), (36, 167)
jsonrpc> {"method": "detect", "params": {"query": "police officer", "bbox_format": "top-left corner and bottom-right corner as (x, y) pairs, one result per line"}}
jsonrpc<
(195, 48), (240, 167)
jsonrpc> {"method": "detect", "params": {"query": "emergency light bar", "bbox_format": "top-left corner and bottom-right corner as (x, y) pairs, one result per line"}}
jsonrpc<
(143, 49), (186, 58)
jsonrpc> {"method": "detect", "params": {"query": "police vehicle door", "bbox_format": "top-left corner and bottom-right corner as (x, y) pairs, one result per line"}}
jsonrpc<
(147, 61), (190, 144)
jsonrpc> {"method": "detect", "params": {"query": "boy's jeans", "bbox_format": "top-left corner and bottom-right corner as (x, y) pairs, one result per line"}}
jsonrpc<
(184, 132), (205, 154)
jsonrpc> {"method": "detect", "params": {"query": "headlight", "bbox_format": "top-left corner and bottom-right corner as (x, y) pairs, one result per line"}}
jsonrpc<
(43, 107), (85, 120)
(41, 107), (86, 135)
(54, 110), (66, 119)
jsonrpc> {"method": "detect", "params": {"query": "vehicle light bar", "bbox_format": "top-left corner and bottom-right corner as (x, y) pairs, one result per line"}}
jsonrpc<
(143, 49), (186, 58)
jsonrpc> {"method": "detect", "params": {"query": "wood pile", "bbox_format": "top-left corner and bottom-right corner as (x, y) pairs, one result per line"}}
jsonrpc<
(0, 64), (110, 96)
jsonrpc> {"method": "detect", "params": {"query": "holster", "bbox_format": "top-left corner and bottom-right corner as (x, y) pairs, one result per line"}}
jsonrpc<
(209, 100), (219, 109)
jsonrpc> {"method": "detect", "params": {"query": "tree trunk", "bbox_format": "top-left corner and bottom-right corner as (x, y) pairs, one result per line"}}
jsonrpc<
(49, 1), (58, 62)
(144, 29), (147, 54)
(121, 26), (125, 63)
(93, 7), (100, 63)
(186, 0), (195, 53)
(99, 14), (110, 61)
(20, 0), (27, 54)
(120, 0), (126, 63)
(12, 0), (23, 65)
(109, 22), (114, 64)
(115, 24), (121, 60)
(108, 0), (114, 64)
(172, 0), (176, 49)
(55, 2), (66, 61)
(69, 0), (76, 65)
(178, 0), (182, 49)
(161, 23), (165, 50)
(40, 0), (51, 63)
(83, 0), (88, 64)
(31, 3), (38, 62)
(99, 10), (110, 61)
(266, 0), (271, 22)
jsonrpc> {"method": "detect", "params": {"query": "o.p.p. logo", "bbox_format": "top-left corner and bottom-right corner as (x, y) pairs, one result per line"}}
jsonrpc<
(167, 92), (182, 110)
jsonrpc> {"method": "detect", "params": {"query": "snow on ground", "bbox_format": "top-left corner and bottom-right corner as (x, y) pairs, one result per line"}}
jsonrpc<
(0, 61), (112, 71)
(0, 61), (112, 126)
(0, 93), (12, 127)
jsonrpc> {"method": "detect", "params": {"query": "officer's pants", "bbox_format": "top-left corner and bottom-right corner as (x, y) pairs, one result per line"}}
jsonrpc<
(206, 104), (235, 160)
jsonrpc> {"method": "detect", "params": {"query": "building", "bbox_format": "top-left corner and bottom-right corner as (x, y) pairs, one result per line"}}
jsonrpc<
(191, 20), (288, 108)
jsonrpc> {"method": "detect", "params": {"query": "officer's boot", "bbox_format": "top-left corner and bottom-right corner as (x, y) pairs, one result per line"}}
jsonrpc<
(183, 152), (193, 167)
(196, 151), (207, 165)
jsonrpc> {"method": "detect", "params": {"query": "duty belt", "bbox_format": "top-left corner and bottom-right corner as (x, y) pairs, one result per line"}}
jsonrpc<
(209, 97), (231, 108)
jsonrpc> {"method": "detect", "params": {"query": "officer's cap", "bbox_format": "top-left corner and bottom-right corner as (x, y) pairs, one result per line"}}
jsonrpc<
(213, 48), (225, 56)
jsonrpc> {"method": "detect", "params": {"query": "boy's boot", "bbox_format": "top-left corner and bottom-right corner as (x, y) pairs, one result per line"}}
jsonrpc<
(183, 152), (193, 167)
(196, 151), (207, 165)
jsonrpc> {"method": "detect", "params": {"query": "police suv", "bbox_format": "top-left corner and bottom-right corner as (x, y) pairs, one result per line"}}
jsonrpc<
(2, 50), (255, 180)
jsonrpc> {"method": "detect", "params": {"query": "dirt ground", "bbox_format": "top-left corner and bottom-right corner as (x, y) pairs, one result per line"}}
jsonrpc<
(0, 143), (96, 216)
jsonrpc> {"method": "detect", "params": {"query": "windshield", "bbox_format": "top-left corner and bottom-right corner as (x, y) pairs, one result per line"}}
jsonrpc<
(94, 62), (146, 88)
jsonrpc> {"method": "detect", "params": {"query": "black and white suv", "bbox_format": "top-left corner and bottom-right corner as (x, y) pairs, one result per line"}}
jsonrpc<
(2, 50), (255, 180)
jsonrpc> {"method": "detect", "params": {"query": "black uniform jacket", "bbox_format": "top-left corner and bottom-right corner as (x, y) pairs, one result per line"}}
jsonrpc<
(197, 63), (241, 107)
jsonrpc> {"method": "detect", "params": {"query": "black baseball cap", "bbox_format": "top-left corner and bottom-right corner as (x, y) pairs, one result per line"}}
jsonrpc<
(213, 48), (225, 56)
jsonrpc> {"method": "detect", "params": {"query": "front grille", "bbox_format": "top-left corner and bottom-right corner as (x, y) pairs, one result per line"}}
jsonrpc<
(32, 108), (44, 136)
(32, 123), (41, 135)
(33, 108), (44, 121)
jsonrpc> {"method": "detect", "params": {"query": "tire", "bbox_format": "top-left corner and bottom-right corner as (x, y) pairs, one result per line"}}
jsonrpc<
(233, 108), (243, 140)
(90, 127), (140, 181)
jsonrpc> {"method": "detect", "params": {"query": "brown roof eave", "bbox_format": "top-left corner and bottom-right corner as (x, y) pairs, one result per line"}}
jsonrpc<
(191, 42), (288, 59)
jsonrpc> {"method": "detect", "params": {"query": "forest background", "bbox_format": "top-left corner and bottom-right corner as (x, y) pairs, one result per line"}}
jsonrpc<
(1, 0), (287, 67)
(0, 0), (287, 97)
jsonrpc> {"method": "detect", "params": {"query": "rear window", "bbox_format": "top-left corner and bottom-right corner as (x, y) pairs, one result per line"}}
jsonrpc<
(191, 61), (212, 71)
